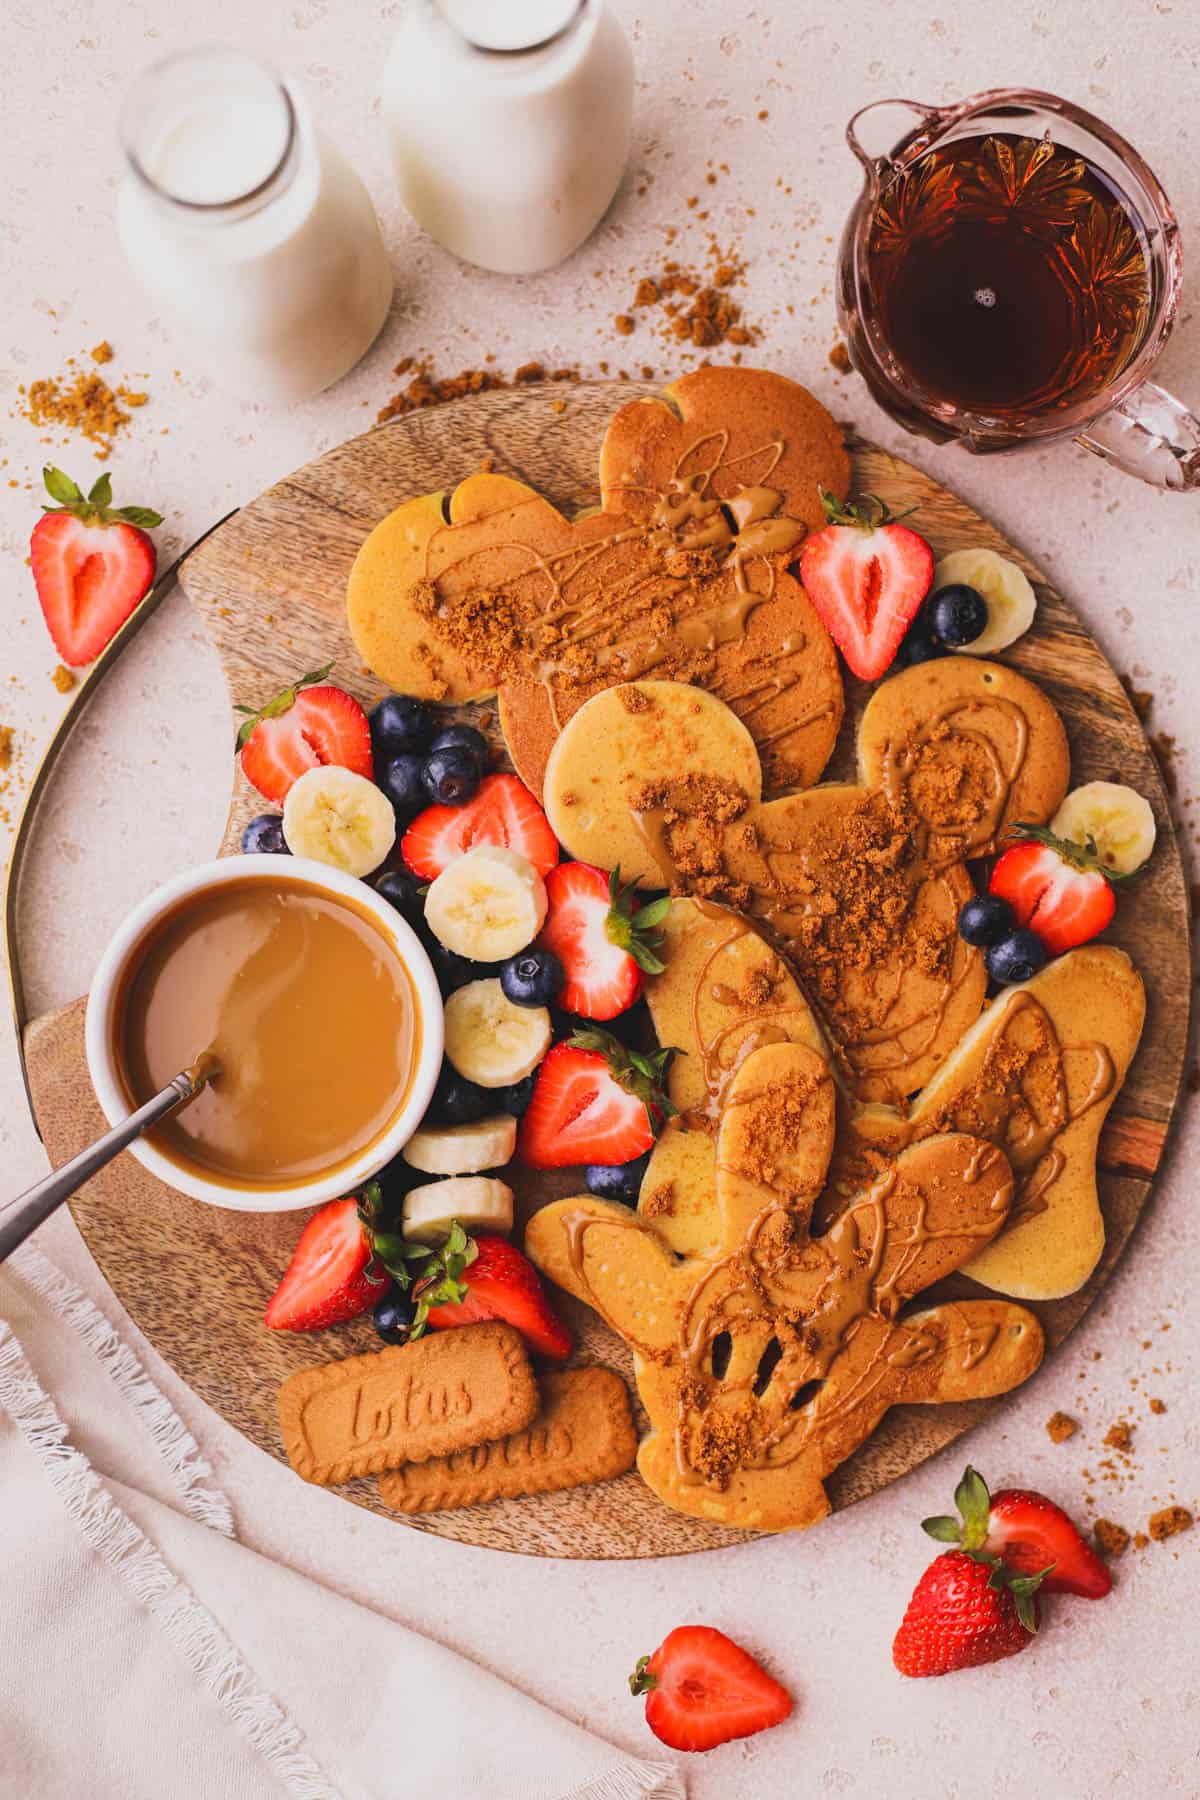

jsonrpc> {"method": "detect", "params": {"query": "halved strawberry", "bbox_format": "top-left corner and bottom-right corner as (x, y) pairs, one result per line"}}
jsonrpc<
(517, 1030), (675, 1169)
(799, 488), (934, 681)
(922, 1464), (1111, 1601)
(236, 667), (373, 804)
(538, 863), (670, 1019)
(989, 827), (1117, 955)
(30, 466), (161, 666)
(630, 1626), (792, 1752)
(264, 1189), (391, 1331)
(401, 772), (559, 882)
(423, 1231), (572, 1360)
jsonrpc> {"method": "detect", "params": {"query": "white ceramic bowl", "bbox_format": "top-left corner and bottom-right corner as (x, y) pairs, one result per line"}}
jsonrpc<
(85, 854), (443, 1213)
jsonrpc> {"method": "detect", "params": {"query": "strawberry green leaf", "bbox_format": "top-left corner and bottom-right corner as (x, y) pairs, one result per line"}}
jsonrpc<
(114, 504), (165, 528)
(605, 866), (671, 977)
(921, 1514), (962, 1544)
(87, 472), (113, 509)
(43, 466), (83, 507)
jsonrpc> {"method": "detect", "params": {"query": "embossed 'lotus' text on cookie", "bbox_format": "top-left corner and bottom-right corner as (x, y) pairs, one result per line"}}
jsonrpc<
(277, 1321), (539, 1486)
(377, 1366), (638, 1512)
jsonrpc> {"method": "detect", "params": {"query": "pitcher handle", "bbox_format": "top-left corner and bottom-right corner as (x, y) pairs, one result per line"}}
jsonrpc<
(845, 98), (946, 175)
(1076, 381), (1200, 492)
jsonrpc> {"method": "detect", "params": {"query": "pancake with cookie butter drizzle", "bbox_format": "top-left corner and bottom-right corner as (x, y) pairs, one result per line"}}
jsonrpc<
(346, 367), (849, 798)
(544, 660), (1072, 1106)
(526, 1032), (1044, 1534)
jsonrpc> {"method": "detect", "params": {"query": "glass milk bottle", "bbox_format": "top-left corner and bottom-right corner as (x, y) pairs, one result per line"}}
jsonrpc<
(117, 48), (394, 405)
(383, 1), (634, 275)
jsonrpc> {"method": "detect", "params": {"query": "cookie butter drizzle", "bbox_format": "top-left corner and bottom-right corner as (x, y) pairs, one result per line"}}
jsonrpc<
(420, 431), (833, 766)
(559, 1137), (1019, 1492)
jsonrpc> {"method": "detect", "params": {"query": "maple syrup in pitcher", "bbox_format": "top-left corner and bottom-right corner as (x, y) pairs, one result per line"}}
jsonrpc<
(866, 133), (1153, 419)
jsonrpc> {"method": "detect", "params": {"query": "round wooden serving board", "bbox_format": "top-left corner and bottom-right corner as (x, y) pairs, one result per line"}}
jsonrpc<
(21, 381), (1190, 1557)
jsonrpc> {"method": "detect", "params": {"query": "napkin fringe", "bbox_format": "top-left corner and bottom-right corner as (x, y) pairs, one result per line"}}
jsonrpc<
(13, 1245), (235, 1537)
(561, 1761), (685, 1800)
(0, 1324), (341, 1800)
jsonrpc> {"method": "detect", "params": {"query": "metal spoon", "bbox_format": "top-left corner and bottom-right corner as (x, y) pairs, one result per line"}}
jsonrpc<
(0, 1057), (218, 1264)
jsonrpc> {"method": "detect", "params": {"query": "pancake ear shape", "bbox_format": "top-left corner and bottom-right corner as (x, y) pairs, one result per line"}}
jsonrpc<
(856, 657), (1070, 861)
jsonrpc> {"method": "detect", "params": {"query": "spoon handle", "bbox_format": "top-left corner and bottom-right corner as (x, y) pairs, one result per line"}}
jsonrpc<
(0, 1068), (208, 1264)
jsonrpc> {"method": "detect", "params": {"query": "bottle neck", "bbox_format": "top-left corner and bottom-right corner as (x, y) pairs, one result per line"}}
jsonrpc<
(434, 0), (586, 55)
(120, 48), (302, 225)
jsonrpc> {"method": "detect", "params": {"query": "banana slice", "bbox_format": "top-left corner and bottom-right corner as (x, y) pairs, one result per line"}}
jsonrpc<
(402, 1113), (517, 1175)
(932, 547), (1037, 655)
(1052, 781), (1156, 875)
(443, 977), (552, 1087)
(402, 1175), (514, 1244)
(281, 765), (395, 876)
(424, 846), (547, 961)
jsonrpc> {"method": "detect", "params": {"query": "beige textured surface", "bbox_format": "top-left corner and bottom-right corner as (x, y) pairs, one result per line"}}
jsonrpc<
(1, 2), (1198, 1794)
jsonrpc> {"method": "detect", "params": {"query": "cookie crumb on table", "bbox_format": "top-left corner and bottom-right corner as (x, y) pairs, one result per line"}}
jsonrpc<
(14, 347), (149, 458)
(1104, 1419), (1133, 1453)
(1046, 1410), (1077, 1443)
(1148, 1505), (1193, 1542)
(1093, 1519), (1130, 1558)
(829, 341), (853, 374)
(51, 664), (76, 693)
(1149, 1396), (1167, 1415)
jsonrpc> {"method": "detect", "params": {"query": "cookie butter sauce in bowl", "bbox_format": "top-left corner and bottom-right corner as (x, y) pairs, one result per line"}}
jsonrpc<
(85, 856), (443, 1212)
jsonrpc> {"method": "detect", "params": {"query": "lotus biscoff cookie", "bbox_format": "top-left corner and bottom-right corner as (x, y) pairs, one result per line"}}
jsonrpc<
(377, 1366), (638, 1512)
(277, 1321), (539, 1486)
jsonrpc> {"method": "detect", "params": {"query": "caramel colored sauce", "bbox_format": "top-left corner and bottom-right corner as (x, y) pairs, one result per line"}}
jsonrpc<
(115, 877), (420, 1186)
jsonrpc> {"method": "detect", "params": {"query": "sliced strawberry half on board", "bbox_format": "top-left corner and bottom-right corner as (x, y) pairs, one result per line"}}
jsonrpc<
(423, 1231), (572, 1360)
(538, 863), (670, 1020)
(922, 1464), (1111, 1601)
(236, 667), (373, 804)
(264, 1189), (392, 1331)
(401, 772), (559, 882)
(988, 828), (1117, 955)
(798, 488), (934, 681)
(630, 1626), (793, 1752)
(517, 1030), (675, 1169)
(30, 466), (161, 666)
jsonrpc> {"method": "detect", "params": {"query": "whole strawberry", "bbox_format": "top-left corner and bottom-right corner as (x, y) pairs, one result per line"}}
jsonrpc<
(30, 466), (162, 665)
(892, 1549), (1041, 1678)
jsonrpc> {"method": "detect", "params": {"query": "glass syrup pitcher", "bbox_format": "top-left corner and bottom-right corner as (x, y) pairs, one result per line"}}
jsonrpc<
(836, 89), (1200, 491)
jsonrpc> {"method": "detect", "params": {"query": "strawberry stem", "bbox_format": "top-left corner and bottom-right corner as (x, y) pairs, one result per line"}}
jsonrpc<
(628, 1655), (658, 1697)
(605, 866), (671, 976)
(567, 1027), (680, 1134)
(1003, 822), (1132, 885)
(41, 464), (163, 530)
(817, 484), (919, 531)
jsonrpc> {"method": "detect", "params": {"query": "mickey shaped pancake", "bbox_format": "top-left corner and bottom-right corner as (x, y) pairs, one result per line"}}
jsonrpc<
(544, 660), (1070, 1105)
(826, 945), (1145, 1300)
(346, 368), (849, 797)
(525, 1021), (1044, 1533)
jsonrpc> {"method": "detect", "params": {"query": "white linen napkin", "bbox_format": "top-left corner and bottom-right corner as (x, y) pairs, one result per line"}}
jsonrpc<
(0, 1247), (683, 1800)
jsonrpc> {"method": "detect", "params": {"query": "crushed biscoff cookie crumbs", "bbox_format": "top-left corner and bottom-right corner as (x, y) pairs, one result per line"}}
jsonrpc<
(15, 348), (149, 458)
(1104, 1420), (1133, 1453)
(1093, 1519), (1130, 1558)
(52, 664), (76, 694)
(1148, 1505), (1193, 1542)
(1046, 1411), (1078, 1443)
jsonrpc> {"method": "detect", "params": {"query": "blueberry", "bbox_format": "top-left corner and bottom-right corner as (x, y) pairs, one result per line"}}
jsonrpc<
(427, 1060), (493, 1124)
(372, 1287), (415, 1346)
(241, 813), (289, 855)
(895, 609), (948, 668)
(500, 947), (564, 1008)
(428, 724), (489, 775)
(501, 1071), (539, 1116)
(584, 1152), (652, 1206)
(375, 870), (426, 930)
(931, 583), (989, 649)
(370, 694), (434, 757)
(420, 928), (484, 993)
(957, 893), (1015, 947)
(379, 752), (428, 819)
(985, 927), (1048, 986)
(421, 744), (481, 807)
